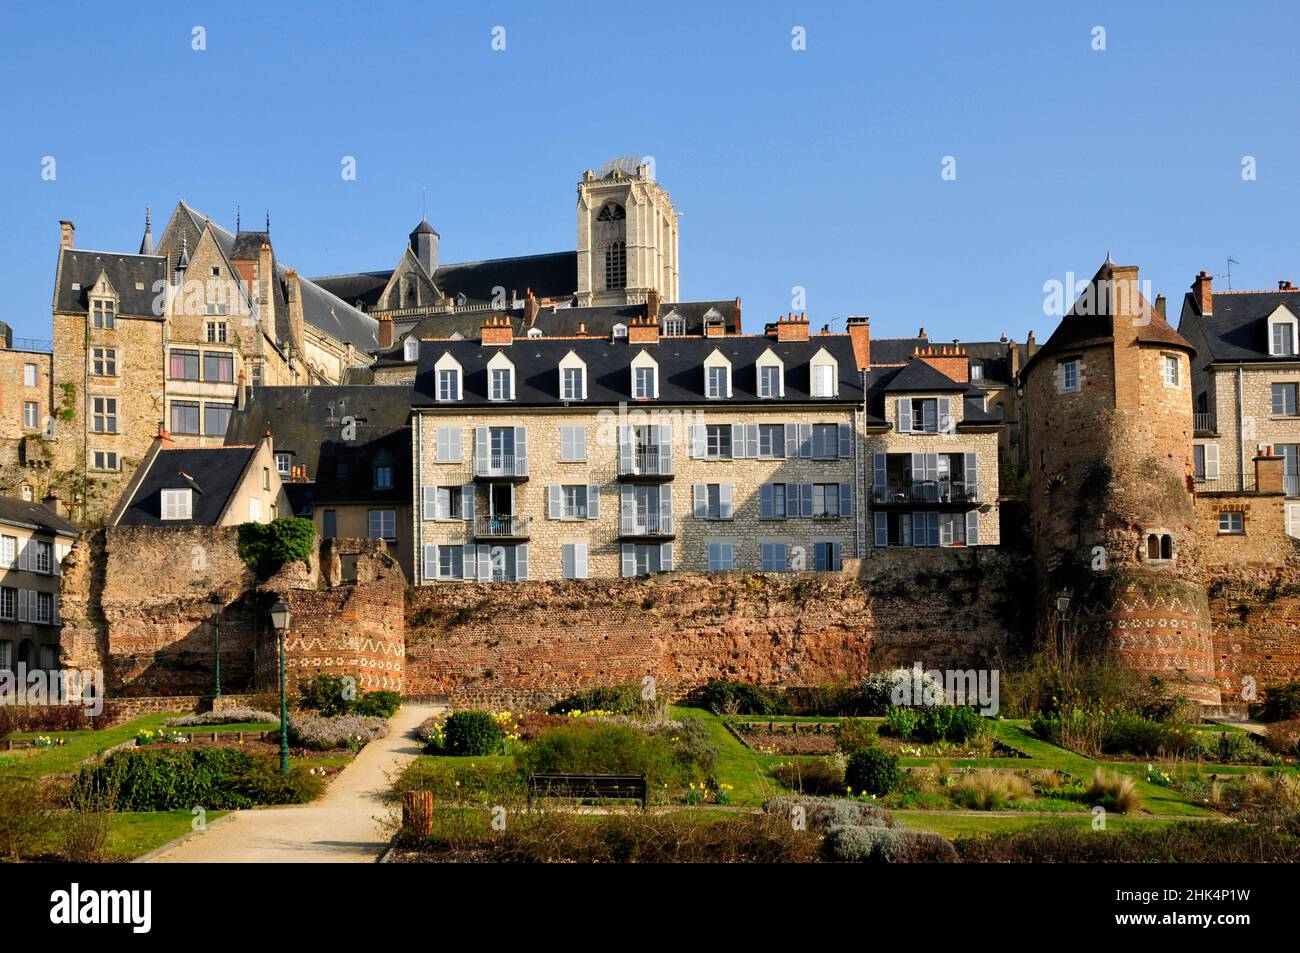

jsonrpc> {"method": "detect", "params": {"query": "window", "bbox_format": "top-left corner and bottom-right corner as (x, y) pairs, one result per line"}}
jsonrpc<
(489, 367), (513, 401)
(758, 365), (782, 398)
(811, 424), (838, 459)
(204, 402), (232, 437)
(707, 542), (734, 571)
(621, 542), (669, 577)
(1060, 358), (1080, 392)
(23, 401), (39, 430)
(31, 540), (52, 574)
(92, 450), (118, 471)
(760, 542), (789, 572)
(693, 483), (733, 520)
(662, 314), (685, 336)
(811, 484), (841, 518)
(249, 498), (263, 523)
(434, 486), (462, 520)
(368, 509), (397, 540)
(898, 397), (949, 434)
(169, 348), (200, 380)
(23, 363), (37, 387)
(561, 367), (585, 401)
(92, 299), (115, 329)
(604, 241), (627, 290)
(559, 426), (587, 461)
(1193, 444), (1219, 481)
(706, 365), (729, 399)
(322, 510), (337, 539)
(758, 424), (785, 458)
(970, 364), (983, 381)
(1273, 322), (1296, 356)
(612, 323), (628, 339)
(705, 424), (731, 459)
(275, 453), (292, 476)
(438, 546), (465, 580)
(373, 465), (393, 490)
(633, 366), (656, 400)
(812, 363), (835, 398)
(1219, 511), (1244, 534)
(560, 485), (589, 519)
(92, 397), (117, 433)
(437, 368), (460, 401)
(435, 426), (463, 463)
(404, 337), (420, 362)
(561, 543), (589, 580)
(250, 364), (262, 389)
(206, 321), (228, 343)
(160, 489), (192, 520)
(91, 347), (116, 376)
(1162, 355), (1179, 387)
(204, 351), (234, 383)
(0, 536), (13, 568)
(814, 542), (842, 572)
(34, 592), (53, 625)
(1272, 383), (1299, 417)
(0, 590), (12, 622)
(170, 401), (199, 435)
(760, 483), (788, 519)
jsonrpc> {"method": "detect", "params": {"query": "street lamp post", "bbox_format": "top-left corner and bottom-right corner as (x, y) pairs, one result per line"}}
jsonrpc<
(1056, 592), (1072, 681)
(270, 598), (292, 776)
(209, 594), (223, 700)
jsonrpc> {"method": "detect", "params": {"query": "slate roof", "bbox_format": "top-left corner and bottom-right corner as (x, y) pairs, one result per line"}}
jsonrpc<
(0, 496), (80, 537)
(225, 386), (412, 508)
(115, 446), (256, 526)
(53, 250), (168, 319)
(880, 359), (970, 393)
(1178, 289), (1300, 364)
(862, 360), (998, 429)
(413, 335), (863, 408)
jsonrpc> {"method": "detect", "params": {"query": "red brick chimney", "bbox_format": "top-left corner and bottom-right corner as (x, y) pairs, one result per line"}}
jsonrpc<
(42, 493), (64, 517)
(481, 314), (514, 346)
(915, 344), (969, 383)
(524, 288), (539, 326)
(628, 314), (660, 345)
(378, 314), (394, 350)
(646, 288), (661, 324)
(767, 313), (810, 342)
(847, 316), (871, 369)
(1280, 281), (1295, 291)
(157, 424), (175, 449)
(1193, 270), (1213, 315)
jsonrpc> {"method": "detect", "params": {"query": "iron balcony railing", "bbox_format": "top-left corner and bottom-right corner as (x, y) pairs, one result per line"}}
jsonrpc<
(1287, 473), (1300, 498)
(474, 515), (532, 538)
(620, 513), (674, 536)
(871, 482), (979, 504)
(1193, 413), (1216, 433)
(1194, 474), (1256, 494)
(472, 453), (528, 478)
(617, 445), (673, 476)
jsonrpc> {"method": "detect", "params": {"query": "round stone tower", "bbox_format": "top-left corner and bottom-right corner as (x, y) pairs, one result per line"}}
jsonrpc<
(1022, 260), (1219, 705)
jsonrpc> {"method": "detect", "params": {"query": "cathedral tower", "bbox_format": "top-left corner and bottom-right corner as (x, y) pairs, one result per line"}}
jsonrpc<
(576, 157), (679, 307)
(1022, 260), (1219, 704)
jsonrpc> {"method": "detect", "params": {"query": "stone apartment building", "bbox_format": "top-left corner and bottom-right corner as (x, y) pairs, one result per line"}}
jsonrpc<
(0, 494), (79, 673)
(0, 321), (56, 501)
(410, 312), (868, 583)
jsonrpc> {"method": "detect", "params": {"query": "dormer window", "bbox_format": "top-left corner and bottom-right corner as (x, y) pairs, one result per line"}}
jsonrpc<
(1269, 307), (1299, 356)
(373, 464), (393, 490)
(559, 352), (587, 401)
(631, 351), (659, 399)
(970, 364), (983, 381)
(434, 353), (463, 401)
(662, 311), (686, 336)
(612, 323), (628, 340)
(487, 351), (516, 401)
(404, 337), (420, 362)
(756, 348), (785, 398)
(703, 348), (732, 399)
(160, 488), (192, 520)
(276, 453), (292, 475)
(92, 298), (115, 329)
(809, 348), (838, 398)
(527, 327), (543, 338)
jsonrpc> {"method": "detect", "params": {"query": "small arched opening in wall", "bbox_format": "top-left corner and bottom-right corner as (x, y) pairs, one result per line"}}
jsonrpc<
(1142, 530), (1175, 563)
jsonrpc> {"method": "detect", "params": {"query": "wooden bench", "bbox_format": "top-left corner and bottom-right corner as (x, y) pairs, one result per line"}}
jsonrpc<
(527, 773), (648, 809)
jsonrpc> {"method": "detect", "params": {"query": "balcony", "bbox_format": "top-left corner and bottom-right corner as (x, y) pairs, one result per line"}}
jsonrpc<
(472, 453), (529, 481)
(617, 446), (674, 480)
(1194, 413), (1216, 434)
(1288, 474), (1300, 498)
(1194, 475), (1256, 494)
(474, 515), (532, 539)
(871, 482), (979, 506)
(619, 513), (675, 538)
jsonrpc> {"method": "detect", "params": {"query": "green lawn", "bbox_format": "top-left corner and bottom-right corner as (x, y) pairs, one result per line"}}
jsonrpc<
(672, 705), (782, 805)
(893, 811), (1189, 839)
(107, 809), (228, 859)
(0, 711), (186, 780)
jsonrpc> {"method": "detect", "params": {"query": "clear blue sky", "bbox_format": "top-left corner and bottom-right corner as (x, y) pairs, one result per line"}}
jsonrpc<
(3, 0), (1299, 344)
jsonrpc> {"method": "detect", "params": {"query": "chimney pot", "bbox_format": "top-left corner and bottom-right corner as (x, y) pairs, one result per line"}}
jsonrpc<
(1192, 270), (1213, 315)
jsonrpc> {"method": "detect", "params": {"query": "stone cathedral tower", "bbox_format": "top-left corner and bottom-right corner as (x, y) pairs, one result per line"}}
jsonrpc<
(576, 157), (680, 307)
(1022, 259), (1220, 705)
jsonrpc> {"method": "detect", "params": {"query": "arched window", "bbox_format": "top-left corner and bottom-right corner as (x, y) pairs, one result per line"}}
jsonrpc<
(604, 241), (627, 290)
(403, 337), (419, 362)
(1146, 535), (1160, 560)
(662, 311), (685, 336)
(596, 203), (626, 222)
(1160, 535), (1173, 560)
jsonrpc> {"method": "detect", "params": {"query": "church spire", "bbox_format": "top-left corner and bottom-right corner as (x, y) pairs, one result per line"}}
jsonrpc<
(138, 207), (153, 256)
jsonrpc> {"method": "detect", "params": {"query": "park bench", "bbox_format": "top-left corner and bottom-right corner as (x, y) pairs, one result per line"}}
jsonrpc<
(527, 773), (648, 809)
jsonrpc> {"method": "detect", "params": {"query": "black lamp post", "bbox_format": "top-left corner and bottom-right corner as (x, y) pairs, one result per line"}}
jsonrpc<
(270, 598), (291, 776)
(209, 593), (223, 700)
(1056, 592), (1072, 678)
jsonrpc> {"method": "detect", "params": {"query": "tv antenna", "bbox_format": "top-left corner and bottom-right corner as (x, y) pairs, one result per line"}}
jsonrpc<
(1217, 256), (1239, 290)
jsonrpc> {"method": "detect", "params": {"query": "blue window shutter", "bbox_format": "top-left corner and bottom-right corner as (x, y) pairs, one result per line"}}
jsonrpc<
(784, 425), (799, 458)
(831, 542), (841, 571)
(423, 545), (438, 580)
(461, 484), (474, 521)
(720, 483), (733, 519)
(421, 486), (437, 521)
(838, 423), (852, 457)
(928, 512), (940, 546)
(800, 483), (813, 517)
(966, 511), (980, 546)
(731, 423), (745, 458)
(839, 482), (853, 517)
(873, 452), (887, 496)
(874, 512), (888, 547)
(562, 544), (574, 579)
(693, 484), (707, 518)
(660, 541), (674, 572)
(587, 485), (600, 520)
(460, 544), (475, 578)
(760, 483), (774, 519)
(800, 424), (813, 458)
(621, 543), (635, 577)
(897, 398), (911, 432)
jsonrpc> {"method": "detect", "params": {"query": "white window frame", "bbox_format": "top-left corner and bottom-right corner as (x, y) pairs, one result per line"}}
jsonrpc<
(1060, 359), (1080, 392)
(368, 509), (397, 540)
(1269, 306), (1300, 356)
(756, 349), (785, 398)
(161, 488), (193, 520)
(809, 348), (838, 398)
(1218, 511), (1244, 535)
(631, 351), (659, 400)
(404, 337), (420, 362)
(1162, 354), (1179, 388)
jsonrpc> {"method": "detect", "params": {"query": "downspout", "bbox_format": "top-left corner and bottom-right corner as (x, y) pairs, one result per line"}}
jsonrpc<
(413, 412), (422, 585)
(1237, 366), (1245, 491)
(852, 405), (861, 560)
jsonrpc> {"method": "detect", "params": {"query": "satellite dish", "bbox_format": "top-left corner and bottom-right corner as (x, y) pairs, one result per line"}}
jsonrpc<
(598, 156), (642, 178)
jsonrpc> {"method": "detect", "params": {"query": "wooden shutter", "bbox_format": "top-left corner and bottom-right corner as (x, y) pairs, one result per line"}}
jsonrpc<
(720, 484), (734, 519)
(928, 512), (940, 547)
(1205, 444), (1220, 480)
(1287, 504), (1300, 539)
(658, 424), (673, 472)
(17, 589), (27, 622)
(731, 423), (746, 458)
(964, 452), (979, 499)
(660, 485), (673, 532)
(562, 544), (575, 579)
(514, 427), (527, 473)
(621, 543), (635, 577)
(421, 486), (438, 521)
(587, 485), (600, 520)
(461, 485), (474, 521)
(838, 423), (852, 457)
(874, 512), (888, 547)
(516, 544), (529, 581)
(422, 545), (438, 580)
(839, 483), (853, 517)
(460, 544), (476, 578)
(966, 511), (980, 546)
(938, 397), (952, 433)
(760, 483), (774, 519)
(799, 424), (813, 458)
(17, 540), (27, 571)
(897, 397), (912, 432)
(548, 485), (561, 519)
(690, 424), (706, 459)
(474, 427), (488, 469)
(693, 484), (707, 518)
(620, 484), (635, 525)
(618, 426), (634, 472)
(659, 541), (674, 572)
(785, 425), (800, 458)
(476, 545), (491, 582)
(873, 452), (887, 495)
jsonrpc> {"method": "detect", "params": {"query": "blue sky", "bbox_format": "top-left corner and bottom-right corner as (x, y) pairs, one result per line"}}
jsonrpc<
(2, 0), (1299, 344)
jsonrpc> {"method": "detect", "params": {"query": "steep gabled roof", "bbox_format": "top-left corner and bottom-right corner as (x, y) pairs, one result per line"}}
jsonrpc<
(52, 250), (167, 318)
(114, 446), (256, 526)
(0, 496), (80, 537)
(1178, 289), (1300, 364)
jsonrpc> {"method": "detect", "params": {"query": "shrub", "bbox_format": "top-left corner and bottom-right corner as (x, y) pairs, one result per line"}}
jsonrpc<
(63, 772), (119, 863)
(944, 705), (988, 744)
(1256, 683), (1300, 723)
(1085, 768), (1142, 815)
(956, 821), (1300, 863)
(166, 707), (279, 727)
(287, 713), (388, 751)
(762, 795), (894, 832)
(884, 704), (986, 744)
(296, 674), (356, 717)
(845, 746), (900, 796)
(515, 720), (711, 789)
(882, 705), (919, 739)
(442, 711), (506, 756)
(0, 703), (120, 738)
(822, 824), (956, 863)
(0, 777), (58, 861)
(238, 516), (315, 576)
(1264, 718), (1300, 757)
(1188, 729), (1269, 764)
(834, 719), (877, 754)
(354, 691), (403, 719)
(695, 680), (782, 716)
(770, 757), (845, 796)
(75, 748), (322, 811)
(859, 668), (946, 714)
(952, 770), (1034, 810)
(674, 717), (719, 776)
(548, 684), (645, 716)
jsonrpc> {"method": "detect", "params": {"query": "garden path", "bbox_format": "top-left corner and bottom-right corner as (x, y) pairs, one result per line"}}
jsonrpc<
(143, 703), (441, 863)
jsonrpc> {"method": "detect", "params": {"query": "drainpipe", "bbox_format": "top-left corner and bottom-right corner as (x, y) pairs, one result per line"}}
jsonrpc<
(413, 413), (422, 585)
(1237, 366), (1245, 491)
(852, 406), (861, 559)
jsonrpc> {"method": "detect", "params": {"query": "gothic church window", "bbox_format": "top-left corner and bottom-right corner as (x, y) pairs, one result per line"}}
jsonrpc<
(597, 203), (626, 222)
(605, 241), (626, 290)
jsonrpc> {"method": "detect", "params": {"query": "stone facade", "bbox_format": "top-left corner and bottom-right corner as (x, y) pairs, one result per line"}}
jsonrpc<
(576, 161), (679, 307)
